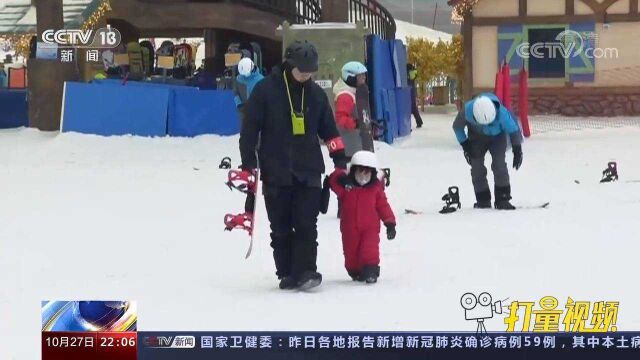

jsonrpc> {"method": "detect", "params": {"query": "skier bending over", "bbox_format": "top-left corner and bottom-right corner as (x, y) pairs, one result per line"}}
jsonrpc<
(329, 151), (396, 284)
(234, 57), (264, 111)
(453, 93), (523, 210)
(240, 40), (348, 291)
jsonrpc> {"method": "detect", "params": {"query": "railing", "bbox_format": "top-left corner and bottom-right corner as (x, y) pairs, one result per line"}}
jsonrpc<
(348, 0), (396, 40)
(187, 0), (322, 24)
(160, 0), (396, 39)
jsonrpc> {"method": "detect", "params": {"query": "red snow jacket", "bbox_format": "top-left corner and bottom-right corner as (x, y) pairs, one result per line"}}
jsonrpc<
(329, 169), (396, 233)
(333, 79), (357, 130)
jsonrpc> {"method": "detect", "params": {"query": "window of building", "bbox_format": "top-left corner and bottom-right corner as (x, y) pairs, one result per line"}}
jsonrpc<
(528, 27), (566, 79)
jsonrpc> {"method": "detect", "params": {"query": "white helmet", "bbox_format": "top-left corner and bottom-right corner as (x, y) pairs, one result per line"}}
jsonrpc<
(237, 57), (254, 77)
(350, 150), (378, 169)
(472, 96), (497, 125)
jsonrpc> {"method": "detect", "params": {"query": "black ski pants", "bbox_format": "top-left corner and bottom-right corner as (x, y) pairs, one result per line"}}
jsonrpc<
(469, 134), (510, 193)
(263, 179), (321, 280)
(411, 93), (423, 127)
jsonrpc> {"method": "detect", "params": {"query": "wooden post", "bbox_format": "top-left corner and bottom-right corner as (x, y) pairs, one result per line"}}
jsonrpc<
(34, 0), (64, 47)
(462, 14), (473, 101)
(28, 0), (80, 131)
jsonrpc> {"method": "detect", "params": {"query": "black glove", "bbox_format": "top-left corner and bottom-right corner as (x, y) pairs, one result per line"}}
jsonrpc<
(461, 140), (472, 166)
(331, 149), (348, 170)
(320, 176), (330, 214)
(385, 223), (396, 240)
(338, 173), (354, 190)
(513, 145), (523, 170)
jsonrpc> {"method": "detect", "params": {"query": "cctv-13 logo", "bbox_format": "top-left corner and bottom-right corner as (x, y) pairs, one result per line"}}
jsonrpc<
(461, 293), (619, 333)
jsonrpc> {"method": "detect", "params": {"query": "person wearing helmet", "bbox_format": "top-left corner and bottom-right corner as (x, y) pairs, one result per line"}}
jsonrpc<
(453, 93), (523, 210)
(234, 57), (264, 109)
(328, 151), (396, 284)
(333, 61), (368, 158)
(240, 40), (348, 291)
(407, 63), (424, 128)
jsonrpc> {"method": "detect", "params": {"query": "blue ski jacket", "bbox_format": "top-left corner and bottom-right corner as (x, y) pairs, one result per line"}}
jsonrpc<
(234, 71), (265, 108)
(453, 92), (522, 145)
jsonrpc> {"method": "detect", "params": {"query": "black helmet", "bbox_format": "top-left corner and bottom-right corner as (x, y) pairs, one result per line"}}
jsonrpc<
(285, 40), (319, 73)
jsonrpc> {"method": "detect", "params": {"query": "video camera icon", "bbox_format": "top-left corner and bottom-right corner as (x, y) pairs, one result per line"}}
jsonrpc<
(461, 292), (503, 334)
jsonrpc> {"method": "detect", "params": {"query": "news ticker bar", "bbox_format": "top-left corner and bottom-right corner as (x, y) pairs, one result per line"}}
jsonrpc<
(43, 331), (640, 360)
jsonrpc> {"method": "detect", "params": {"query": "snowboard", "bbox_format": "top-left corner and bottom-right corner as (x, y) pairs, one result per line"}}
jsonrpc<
(405, 202), (550, 215)
(245, 167), (261, 259)
(355, 83), (375, 152)
(223, 165), (260, 259)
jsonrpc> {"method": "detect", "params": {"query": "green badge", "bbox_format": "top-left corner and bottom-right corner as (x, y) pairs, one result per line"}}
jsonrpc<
(291, 111), (306, 135)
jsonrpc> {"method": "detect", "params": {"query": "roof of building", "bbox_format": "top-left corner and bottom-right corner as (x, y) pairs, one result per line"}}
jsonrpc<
(0, 0), (97, 34)
(395, 20), (453, 44)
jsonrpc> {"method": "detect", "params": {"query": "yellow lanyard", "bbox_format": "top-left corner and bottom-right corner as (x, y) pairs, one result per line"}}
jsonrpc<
(284, 70), (304, 114)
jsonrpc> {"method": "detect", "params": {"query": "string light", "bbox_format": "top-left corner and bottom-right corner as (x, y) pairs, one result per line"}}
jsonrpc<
(0, 34), (34, 59)
(81, 0), (112, 31)
(0, 0), (112, 59)
(451, 0), (480, 24)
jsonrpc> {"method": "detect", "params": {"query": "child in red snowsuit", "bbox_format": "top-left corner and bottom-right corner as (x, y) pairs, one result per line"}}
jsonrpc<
(329, 151), (396, 284)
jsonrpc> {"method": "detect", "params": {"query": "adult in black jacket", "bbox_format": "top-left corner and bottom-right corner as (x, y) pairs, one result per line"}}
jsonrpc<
(407, 64), (424, 128)
(240, 41), (347, 290)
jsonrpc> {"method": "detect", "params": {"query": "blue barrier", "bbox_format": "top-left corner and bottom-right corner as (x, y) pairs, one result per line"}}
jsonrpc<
(92, 79), (199, 92)
(62, 81), (240, 137)
(61, 82), (169, 136)
(0, 89), (28, 129)
(392, 40), (409, 88)
(395, 87), (412, 137)
(367, 35), (410, 144)
(169, 89), (240, 137)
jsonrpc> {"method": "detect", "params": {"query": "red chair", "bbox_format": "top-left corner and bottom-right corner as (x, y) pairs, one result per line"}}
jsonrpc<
(8, 66), (27, 89)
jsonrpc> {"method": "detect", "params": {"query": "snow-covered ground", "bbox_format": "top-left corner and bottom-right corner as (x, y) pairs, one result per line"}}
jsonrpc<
(1, 116), (640, 359)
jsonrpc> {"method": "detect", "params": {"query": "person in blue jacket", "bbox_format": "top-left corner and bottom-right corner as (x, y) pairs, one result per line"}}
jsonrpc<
(0, 65), (7, 88)
(453, 93), (523, 210)
(234, 57), (264, 110)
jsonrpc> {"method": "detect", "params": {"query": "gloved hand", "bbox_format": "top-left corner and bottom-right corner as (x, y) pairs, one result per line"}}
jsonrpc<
(461, 139), (473, 166)
(338, 172), (354, 190)
(332, 150), (348, 170)
(240, 165), (256, 174)
(385, 223), (396, 240)
(327, 137), (348, 169)
(512, 145), (523, 170)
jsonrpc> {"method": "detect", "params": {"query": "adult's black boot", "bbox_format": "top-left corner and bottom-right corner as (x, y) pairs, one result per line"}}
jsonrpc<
(495, 185), (516, 210)
(297, 271), (322, 290)
(473, 190), (492, 209)
(278, 276), (297, 290)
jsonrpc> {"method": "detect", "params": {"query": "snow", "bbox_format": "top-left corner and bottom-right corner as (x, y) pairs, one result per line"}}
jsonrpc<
(395, 20), (453, 44)
(2, 116), (640, 359)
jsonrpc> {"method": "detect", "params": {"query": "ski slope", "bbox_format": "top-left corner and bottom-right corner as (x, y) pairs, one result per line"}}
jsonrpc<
(1, 116), (640, 359)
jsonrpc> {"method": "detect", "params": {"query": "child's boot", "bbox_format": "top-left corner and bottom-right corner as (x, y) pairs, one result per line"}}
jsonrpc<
(362, 265), (380, 284)
(348, 270), (363, 282)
